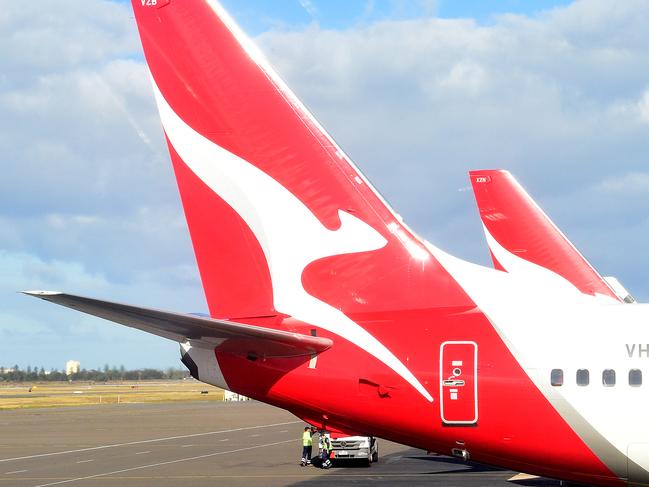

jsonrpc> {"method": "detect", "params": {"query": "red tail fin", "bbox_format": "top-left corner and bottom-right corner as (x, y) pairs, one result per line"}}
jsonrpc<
(131, 0), (473, 401)
(469, 169), (621, 301)
(131, 0), (470, 320)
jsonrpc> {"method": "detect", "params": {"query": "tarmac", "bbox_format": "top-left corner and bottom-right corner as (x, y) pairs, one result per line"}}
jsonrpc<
(0, 401), (562, 486)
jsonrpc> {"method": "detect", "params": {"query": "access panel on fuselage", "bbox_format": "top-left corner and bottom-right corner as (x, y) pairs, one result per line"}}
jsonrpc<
(440, 341), (478, 425)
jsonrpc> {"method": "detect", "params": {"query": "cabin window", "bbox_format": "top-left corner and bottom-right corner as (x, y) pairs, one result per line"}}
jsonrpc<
(550, 369), (563, 386)
(576, 369), (589, 386)
(602, 369), (616, 387)
(629, 369), (642, 387)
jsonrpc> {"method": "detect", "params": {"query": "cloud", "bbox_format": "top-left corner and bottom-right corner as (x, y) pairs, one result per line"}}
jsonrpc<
(595, 172), (649, 194)
(298, 0), (318, 19)
(3, 0), (649, 369)
(438, 61), (487, 94)
(0, 0), (205, 369)
(0, 247), (202, 370)
(256, 0), (649, 286)
(0, 0), (138, 80)
(638, 89), (649, 123)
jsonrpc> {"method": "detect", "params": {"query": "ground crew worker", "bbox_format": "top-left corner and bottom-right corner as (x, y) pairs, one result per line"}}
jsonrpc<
(300, 426), (313, 466)
(319, 430), (332, 469)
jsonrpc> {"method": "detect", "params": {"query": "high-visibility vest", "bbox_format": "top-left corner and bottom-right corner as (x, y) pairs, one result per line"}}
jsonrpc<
(302, 431), (312, 447)
(321, 436), (332, 451)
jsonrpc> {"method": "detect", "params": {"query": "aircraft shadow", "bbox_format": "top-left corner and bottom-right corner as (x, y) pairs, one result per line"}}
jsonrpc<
(403, 452), (503, 473)
(290, 448), (562, 486)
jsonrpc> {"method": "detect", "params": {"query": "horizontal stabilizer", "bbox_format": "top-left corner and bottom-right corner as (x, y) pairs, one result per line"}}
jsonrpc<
(22, 291), (332, 358)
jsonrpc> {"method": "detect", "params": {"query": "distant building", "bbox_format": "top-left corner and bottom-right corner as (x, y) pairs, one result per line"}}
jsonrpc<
(65, 360), (80, 375)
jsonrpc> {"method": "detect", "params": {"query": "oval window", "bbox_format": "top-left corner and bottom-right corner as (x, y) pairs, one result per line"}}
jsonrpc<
(576, 369), (589, 386)
(629, 369), (642, 387)
(602, 369), (616, 387)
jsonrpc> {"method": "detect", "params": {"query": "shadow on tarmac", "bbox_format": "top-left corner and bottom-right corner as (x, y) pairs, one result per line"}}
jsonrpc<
(290, 447), (562, 487)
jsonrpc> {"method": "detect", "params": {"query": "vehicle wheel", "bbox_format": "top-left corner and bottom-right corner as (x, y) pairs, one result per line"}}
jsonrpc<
(371, 439), (379, 463)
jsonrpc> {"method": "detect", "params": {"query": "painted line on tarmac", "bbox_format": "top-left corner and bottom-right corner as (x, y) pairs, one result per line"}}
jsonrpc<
(33, 439), (296, 487)
(0, 420), (300, 463)
(8, 471), (516, 482)
(5, 470), (27, 474)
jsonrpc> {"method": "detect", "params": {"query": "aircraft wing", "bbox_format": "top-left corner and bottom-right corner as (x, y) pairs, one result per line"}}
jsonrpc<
(23, 291), (332, 358)
(469, 170), (622, 302)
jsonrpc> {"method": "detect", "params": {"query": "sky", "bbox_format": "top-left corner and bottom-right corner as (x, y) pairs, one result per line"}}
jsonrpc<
(217, 0), (574, 33)
(2, 0), (649, 371)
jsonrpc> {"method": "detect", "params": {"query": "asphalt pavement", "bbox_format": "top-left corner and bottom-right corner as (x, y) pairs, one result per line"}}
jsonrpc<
(0, 401), (562, 486)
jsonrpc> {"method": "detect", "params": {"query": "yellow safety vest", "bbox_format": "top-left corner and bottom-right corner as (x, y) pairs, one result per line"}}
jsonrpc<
(302, 431), (312, 447)
(321, 436), (332, 451)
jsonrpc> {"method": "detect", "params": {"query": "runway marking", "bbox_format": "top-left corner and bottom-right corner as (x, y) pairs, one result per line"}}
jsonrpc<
(0, 420), (300, 463)
(250, 434), (261, 437)
(33, 438), (296, 487)
(134, 451), (150, 455)
(180, 445), (193, 448)
(9, 471), (516, 482)
(75, 460), (94, 464)
(218, 439), (229, 442)
(279, 430), (289, 433)
(5, 470), (27, 474)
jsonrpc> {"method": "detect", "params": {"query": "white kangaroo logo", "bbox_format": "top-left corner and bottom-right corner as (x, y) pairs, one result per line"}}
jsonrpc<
(152, 80), (432, 402)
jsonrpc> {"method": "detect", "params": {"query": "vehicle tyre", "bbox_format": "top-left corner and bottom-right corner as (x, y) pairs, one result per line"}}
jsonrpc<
(371, 439), (379, 463)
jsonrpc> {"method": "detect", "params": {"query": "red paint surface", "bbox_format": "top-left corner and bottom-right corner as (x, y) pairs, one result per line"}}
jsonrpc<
(131, 2), (625, 485)
(469, 170), (620, 301)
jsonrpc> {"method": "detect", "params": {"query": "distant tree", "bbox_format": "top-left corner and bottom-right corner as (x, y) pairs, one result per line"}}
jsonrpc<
(49, 370), (65, 381)
(26, 366), (37, 381)
(7, 365), (189, 382)
(166, 368), (189, 380)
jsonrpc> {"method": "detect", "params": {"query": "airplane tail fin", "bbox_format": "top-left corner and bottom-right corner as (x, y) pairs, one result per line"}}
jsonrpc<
(469, 169), (621, 301)
(130, 0), (466, 322)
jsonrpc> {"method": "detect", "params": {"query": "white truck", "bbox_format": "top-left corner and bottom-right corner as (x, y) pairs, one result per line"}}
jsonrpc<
(330, 434), (379, 466)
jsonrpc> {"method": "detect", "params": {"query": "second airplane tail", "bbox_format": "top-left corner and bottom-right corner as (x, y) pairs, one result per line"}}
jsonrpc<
(469, 169), (622, 301)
